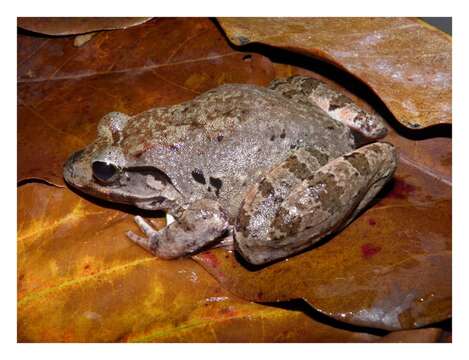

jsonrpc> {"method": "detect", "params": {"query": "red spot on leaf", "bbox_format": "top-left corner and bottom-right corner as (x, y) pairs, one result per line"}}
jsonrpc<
(389, 178), (417, 199)
(219, 306), (237, 317)
(199, 251), (219, 268)
(368, 218), (376, 226)
(361, 243), (382, 259)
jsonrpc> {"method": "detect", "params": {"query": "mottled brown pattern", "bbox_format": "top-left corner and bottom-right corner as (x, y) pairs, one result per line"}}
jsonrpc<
(328, 94), (352, 111)
(304, 147), (330, 167)
(297, 77), (322, 94)
(343, 152), (371, 176)
(257, 179), (275, 198)
(282, 155), (311, 180)
(310, 172), (345, 214)
(236, 206), (252, 237)
(271, 206), (302, 239)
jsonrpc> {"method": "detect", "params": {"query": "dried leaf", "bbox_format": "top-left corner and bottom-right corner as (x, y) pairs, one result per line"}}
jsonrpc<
(18, 184), (380, 343)
(18, 17), (152, 36)
(218, 17), (451, 129)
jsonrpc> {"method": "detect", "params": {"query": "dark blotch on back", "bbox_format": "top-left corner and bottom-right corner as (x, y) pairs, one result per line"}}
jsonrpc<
(305, 147), (330, 166)
(307, 173), (345, 214)
(283, 155), (312, 180)
(328, 94), (350, 111)
(236, 207), (251, 236)
(343, 152), (370, 175)
(271, 207), (302, 240)
(298, 77), (321, 95)
(209, 177), (223, 197)
(192, 168), (206, 185)
(258, 179), (274, 197)
(281, 89), (298, 99)
(280, 129), (286, 139)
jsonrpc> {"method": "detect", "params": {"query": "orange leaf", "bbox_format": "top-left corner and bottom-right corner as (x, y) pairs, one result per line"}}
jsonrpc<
(18, 184), (381, 342)
(218, 17), (451, 129)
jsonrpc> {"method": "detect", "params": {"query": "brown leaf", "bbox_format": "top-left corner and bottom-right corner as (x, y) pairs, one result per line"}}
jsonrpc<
(18, 184), (380, 343)
(218, 17), (451, 129)
(18, 18), (275, 185)
(18, 17), (152, 36)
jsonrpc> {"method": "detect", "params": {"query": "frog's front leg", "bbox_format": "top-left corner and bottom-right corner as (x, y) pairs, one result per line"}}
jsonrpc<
(235, 142), (397, 265)
(127, 199), (229, 258)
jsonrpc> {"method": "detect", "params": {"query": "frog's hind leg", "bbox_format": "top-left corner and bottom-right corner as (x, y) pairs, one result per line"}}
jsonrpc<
(234, 142), (397, 265)
(269, 76), (387, 142)
(127, 199), (230, 259)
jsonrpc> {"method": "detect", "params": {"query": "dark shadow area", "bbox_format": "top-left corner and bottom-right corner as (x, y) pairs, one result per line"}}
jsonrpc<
(435, 317), (452, 332)
(435, 318), (452, 342)
(17, 177), (62, 188)
(264, 299), (451, 339)
(17, 26), (68, 39)
(263, 298), (389, 337)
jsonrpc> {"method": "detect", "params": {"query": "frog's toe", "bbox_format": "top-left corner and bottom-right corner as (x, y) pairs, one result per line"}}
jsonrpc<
(126, 230), (154, 253)
(134, 215), (158, 237)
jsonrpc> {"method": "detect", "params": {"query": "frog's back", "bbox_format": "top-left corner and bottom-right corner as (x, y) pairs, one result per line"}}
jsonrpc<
(121, 83), (355, 218)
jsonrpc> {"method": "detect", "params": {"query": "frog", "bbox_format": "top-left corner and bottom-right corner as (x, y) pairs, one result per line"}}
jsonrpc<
(64, 76), (397, 265)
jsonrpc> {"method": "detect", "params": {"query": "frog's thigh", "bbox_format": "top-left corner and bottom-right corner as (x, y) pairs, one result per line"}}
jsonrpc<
(269, 76), (387, 141)
(235, 142), (397, 265)
(127, 199), (229, 259)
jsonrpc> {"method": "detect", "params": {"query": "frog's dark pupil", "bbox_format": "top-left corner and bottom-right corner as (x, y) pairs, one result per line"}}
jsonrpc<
(92, 161), (117, 182)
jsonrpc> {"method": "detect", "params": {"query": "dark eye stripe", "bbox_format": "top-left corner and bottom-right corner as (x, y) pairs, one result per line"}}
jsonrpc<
(92, 161), (118, 183)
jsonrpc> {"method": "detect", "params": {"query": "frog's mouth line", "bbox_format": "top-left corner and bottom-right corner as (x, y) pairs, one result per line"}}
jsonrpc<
(126, 166), (175, 186)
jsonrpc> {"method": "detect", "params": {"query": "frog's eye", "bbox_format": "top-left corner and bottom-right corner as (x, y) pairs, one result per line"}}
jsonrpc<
(92, 161), (119, 183)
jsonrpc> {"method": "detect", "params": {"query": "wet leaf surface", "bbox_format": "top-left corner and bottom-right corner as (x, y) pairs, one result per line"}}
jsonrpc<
(18, 17), (152, 36)
(218, 17), (451, 129)
(18, 17), (451, 341)
(18, 183), (381, 342)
